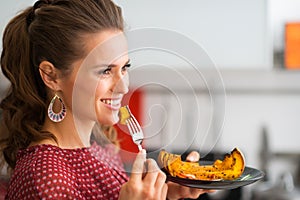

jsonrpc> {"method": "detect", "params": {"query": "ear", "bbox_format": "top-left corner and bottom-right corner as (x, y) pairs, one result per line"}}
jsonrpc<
(39, 61), (60, 91)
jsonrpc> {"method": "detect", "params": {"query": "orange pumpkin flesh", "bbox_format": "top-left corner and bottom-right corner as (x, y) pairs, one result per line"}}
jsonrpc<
(119, 106), (131, 125)
(157, 148), (245, 181)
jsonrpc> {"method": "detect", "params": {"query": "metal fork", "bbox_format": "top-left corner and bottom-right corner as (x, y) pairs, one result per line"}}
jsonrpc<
(124, 105), (144, 151)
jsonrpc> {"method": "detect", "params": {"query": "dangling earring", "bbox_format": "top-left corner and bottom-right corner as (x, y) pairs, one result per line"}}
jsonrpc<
(48, 94), (67, 122)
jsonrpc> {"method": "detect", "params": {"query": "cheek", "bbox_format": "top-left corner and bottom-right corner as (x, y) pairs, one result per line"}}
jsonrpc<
(71, 78), (100, 119)
(124, 73), (129, 87)
(72, 86), (94, 114)
(94, 81), (109, 99)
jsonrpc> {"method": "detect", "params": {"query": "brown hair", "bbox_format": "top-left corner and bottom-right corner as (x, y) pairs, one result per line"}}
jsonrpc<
(0, 0), (124, 171)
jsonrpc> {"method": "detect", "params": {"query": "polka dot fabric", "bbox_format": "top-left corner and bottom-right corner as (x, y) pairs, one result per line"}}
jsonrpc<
(6, 142), (128, 199)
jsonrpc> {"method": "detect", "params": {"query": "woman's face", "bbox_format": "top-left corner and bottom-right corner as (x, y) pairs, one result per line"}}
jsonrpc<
(60, 30), (129, 126)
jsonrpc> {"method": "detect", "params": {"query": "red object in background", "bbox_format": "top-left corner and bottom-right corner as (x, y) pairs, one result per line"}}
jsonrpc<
(114, 89), (144, 164)
(285, 22), (300, 69)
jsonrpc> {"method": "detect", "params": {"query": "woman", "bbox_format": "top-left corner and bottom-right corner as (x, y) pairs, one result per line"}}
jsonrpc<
(0, 0), (210, 199)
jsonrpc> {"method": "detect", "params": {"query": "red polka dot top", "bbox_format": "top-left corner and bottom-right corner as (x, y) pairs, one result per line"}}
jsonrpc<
(6, 142), (129, 199)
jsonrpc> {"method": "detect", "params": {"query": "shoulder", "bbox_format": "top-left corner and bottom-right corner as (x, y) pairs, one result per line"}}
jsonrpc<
(7, 145), (78, 199)
(17, 144), (77, 179)
(17, 144), (71, 171)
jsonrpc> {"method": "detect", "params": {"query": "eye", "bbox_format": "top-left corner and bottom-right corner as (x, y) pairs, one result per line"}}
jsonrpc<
(98, 66), (112, 75)
(122, 63), (131, 72)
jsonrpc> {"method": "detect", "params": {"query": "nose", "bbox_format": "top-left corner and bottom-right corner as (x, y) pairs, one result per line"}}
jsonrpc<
(112, 72), (129, 95)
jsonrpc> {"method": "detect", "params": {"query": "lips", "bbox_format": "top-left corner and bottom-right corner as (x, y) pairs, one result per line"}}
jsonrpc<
(100, 98), (122, 110)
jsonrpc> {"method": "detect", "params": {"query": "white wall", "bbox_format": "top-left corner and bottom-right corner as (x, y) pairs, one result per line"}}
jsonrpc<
(0, 1), (35, 48)
(0, 0), (286, 92)
(115, 0), (272, 69)
(0, 1), (35, 94)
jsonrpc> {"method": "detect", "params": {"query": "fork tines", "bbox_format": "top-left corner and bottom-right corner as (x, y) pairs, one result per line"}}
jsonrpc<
(124, 106), (144, 151)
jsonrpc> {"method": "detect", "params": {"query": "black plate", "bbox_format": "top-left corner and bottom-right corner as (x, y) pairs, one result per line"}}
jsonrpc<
(166, 166), (265, 190)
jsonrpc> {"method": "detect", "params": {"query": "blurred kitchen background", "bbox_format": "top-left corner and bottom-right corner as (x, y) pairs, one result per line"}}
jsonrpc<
(1, 0), (300, 199)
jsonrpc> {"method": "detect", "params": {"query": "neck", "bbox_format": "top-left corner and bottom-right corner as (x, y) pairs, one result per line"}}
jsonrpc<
(41, 113), (95, 149)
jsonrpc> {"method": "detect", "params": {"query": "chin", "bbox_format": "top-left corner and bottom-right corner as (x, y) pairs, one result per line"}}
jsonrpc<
(111, 112), (120, 124)
(96, 107), (120, 125)
(98, 115), (119, 126)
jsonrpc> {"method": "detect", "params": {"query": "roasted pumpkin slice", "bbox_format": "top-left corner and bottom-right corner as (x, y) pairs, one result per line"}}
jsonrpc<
(119, 105), (131, 125)
(157, 148), (245, 181)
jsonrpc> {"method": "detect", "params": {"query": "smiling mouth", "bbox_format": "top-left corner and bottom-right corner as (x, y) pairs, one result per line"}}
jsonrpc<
(100, 99), (121, 106)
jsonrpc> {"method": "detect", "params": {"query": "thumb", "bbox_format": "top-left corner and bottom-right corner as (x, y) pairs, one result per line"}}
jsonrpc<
(130, 149), (146, 181)
(186, 151), (200, 162)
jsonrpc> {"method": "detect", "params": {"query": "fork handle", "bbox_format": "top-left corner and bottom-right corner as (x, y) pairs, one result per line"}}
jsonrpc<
(138, 144), (143, 152)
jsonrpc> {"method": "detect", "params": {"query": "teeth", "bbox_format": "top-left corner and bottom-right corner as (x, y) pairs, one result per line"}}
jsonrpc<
(101, 99), (120, 106)
(101, 99), (111, 105)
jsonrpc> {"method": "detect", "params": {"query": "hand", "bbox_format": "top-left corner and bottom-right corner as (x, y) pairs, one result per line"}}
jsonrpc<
(166, 151), (215, 200)
(119, 150), (168, 200)
(166, 182), (214, 200)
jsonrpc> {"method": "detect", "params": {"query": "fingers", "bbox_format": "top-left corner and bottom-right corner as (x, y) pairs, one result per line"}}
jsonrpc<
(146, 163), (167, 200)
(206, 189), (216, 193)
(186, 151), (200, 162)
(161, 182), (168, 200)
(143, 159), (166, 186)
(130, 149), (146, 182)
(186, 187), (207, 199)
(127, 156), (168, 200)
(167, 181), (214, 199)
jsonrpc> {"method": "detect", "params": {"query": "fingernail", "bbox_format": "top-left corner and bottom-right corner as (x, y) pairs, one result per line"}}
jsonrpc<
(140, 149), (146, 155)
